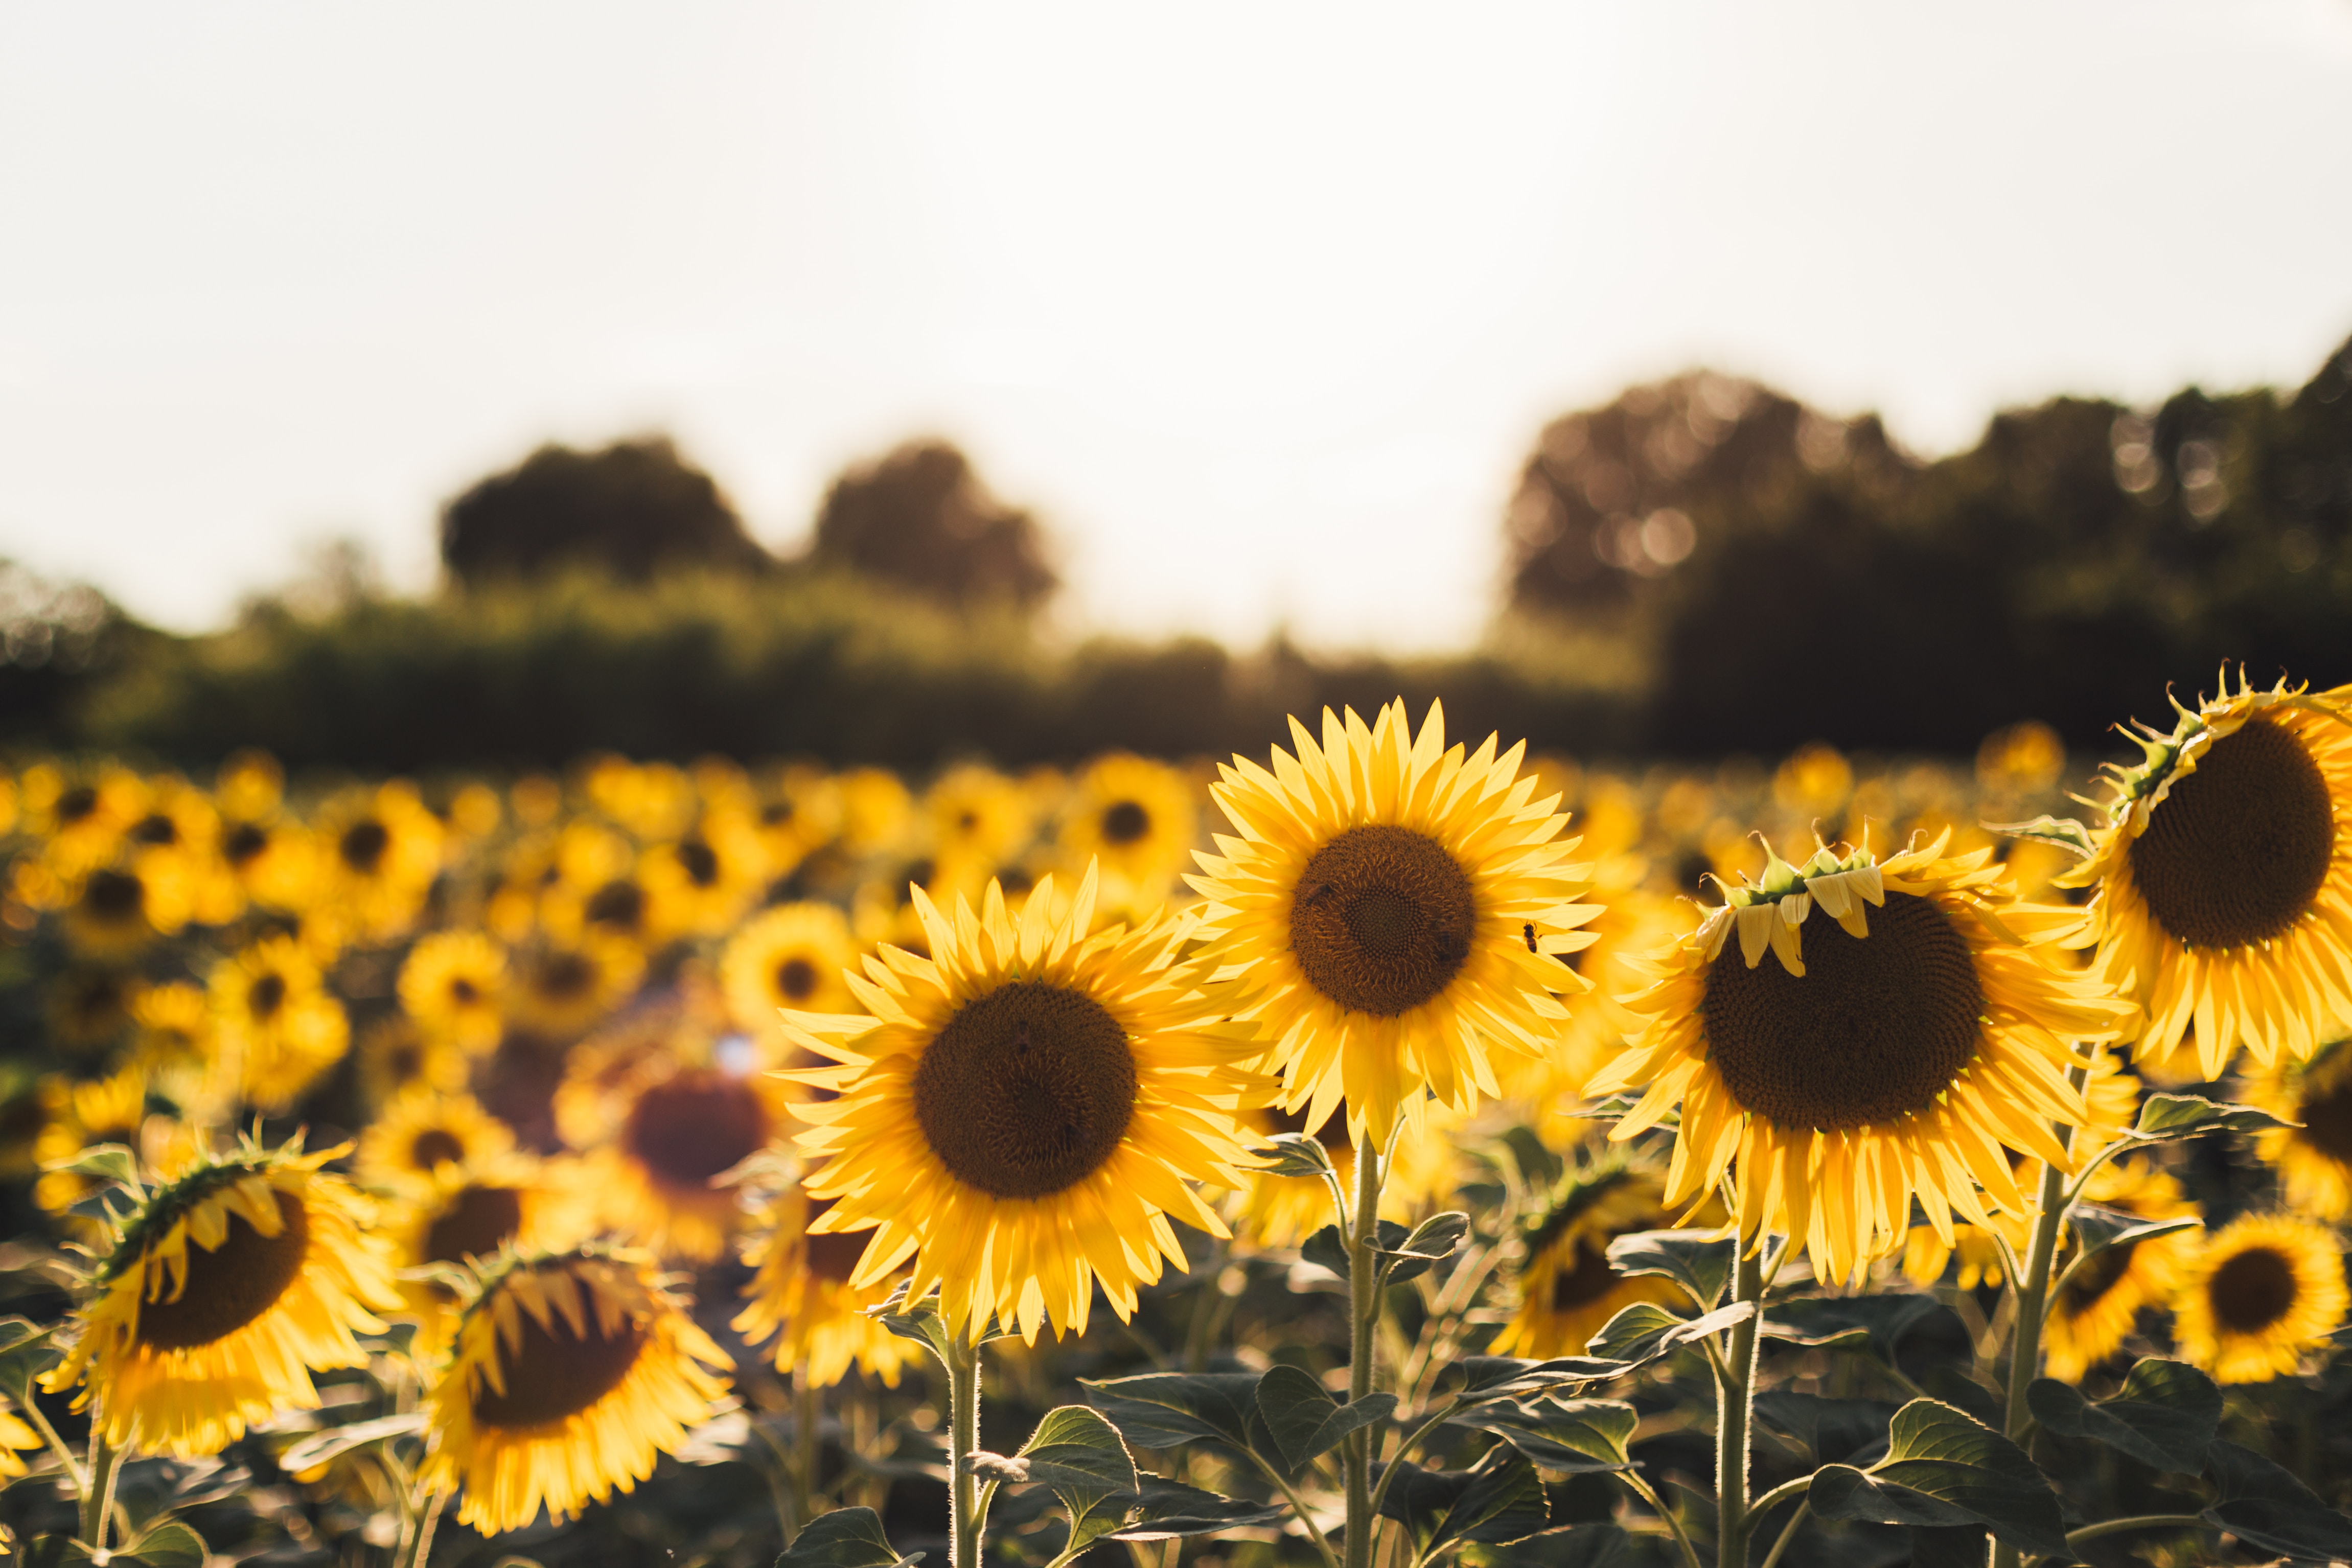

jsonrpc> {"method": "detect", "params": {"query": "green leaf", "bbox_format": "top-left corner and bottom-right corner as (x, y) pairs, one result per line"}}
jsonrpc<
(1985, 813), (2095, 858)
(1751, 1392), (1896, 1467)
(1302, 1219), (1411, 1282)
(1475, 1521), (1629, 1568)
(1081, 1372), (1264, 1452)
(1583, 1299), (1752, 1366)
(2202, 1439), (2352, 1560)
(2025, 1358), (2218, 1474)
(1437, 1355), (1629, 1405)
(1103, 1476), (1288, 1540)
(2127, 1093), (2291, 1142)
(276, 1411), (431, 1474)
(1761, 1292), (1951, 1362)
(1604, 1230), (1735, 1312)
(50, 1521), (212, 1568)
(1016, 1405), (1140, 1555)
(1445, 1397), (1635, 1474)
(1377, 1460), (1465, 1555)
(1250, 1133), (1335, 1180)
(48, 1143), (140, 1191)
(1807, 1399), (2065, 1556)
(1570, 1093), (1679, 1129)
(0, 1318), (56, 1404)
(1433, 1449), (1549, 1548)
(871, 1285), (1007, 1366)
(1485, 1125), (1563, 1190)
(2065, 1205), (2200, 1259)
(1253, 1365), (1395, 1469)
(1378, 1211), (1469, 1285)
(774, 1506), (920, 1568)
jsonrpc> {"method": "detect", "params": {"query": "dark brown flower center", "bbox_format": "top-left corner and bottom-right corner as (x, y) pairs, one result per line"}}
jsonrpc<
(130, 813), (178, 847)
(1548, 1237), (1622, 1313)
(2299, 1065), (2352, 1164)
(777, 957), (819, 1003)
(56, 786), (97, 824)
(411, 1127), (468, 1171)
(586, 880), (647, 932)
(224, 822), (269, 866)
(625, 1071), (770, 1189)
(678, 840), (721, 888)
(340, 819), (390, 874)
(137, 1190), (309, 1350)
(248, 972), (288, 1020)
(83, 870), (144, 921)
(534, 952), (595, 1001)
(2129, 718), (2335, 951)
(1288, 825), (1476, 1017)
(2209, 1244), (2299, 1334)
(802, 1195), (869, 1284)
(471, 1287), (645, 1428)
(1102, 801), (1150, 845)
(1703, 891), (1984, 1132)
(450, 976), (481, 1005)
(912, 981), (1136, 1199)
(423, 1184), (524, 1264)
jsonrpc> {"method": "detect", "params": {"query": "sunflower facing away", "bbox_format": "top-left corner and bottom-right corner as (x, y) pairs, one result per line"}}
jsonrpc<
(1491, 1159), (1686, 1359)
(2172, 1213), (2349, 1384)
(2040, 1156), (2201, 1383)
(421, 1244), (731, 1534)
(1587, 834), (2136, 1283)
(2250, 1036), (2352, 1221)
(734, 1177), (913, 1389)
(44, 1138), (398, 1457)
(787, 866), (1267, 1340)
(2058, 673), (2352, 1078)
(1187, 700), (1598, 1143)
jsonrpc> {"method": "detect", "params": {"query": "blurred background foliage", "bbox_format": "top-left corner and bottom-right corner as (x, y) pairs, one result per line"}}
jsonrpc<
(8, 330), (2351, 773)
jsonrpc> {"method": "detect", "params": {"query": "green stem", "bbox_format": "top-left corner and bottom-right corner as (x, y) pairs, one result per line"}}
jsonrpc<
(1746, 1475), (1809, 1520)
(1620, 1472), (1702, 1568)
(2059, 1513), (2208, 1549)
(1342, 1133), (1384, 1568)
(16, 1393), (85, 1495)
(795, 1362), (822, 1527)
(947, 1330), (984, 1568)
(1715, 1244), (1764, 1568)
(1244, 1448), (1340, 1568)
(1994, 1096), (2082, 1568)
(403, 1483), (448, 1568)
(80, 1429), (120, 1550)
(1756, 1503), (1809, 1568)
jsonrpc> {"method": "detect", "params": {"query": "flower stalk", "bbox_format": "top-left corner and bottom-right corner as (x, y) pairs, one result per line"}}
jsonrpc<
(1342, 1134), (1384, 1568)
(1715, 1243), (1765, 1568)
(946, 1329), (984, 1568)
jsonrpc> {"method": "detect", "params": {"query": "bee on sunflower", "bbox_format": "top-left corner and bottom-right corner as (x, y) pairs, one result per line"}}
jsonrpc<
(1187, 699), (1598, 1144)
(43, 1136), (398, 1457)
(2248, 1036), (2352, 1221)
(1587, 833), (2136, 1283)
(420, 1243), (731, 1534)
(734, 1174), (913, 1389)
(786, 865), (1267, 1341)
(2172, 1213), (2349, 1384)
(2055, 672), (2352, 1078)
(1492, 1157), (1687, 1358)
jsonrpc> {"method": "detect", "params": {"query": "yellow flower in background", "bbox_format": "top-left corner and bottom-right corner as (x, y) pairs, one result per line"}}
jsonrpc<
(128, 981), (213, 1076)
(1058, 753), (1200, 905)
(751, 765), (844, 877)
(506, 932), (645, 1040)
(399, 929), (508, 1053)
(640, 812), (769, 938)
(734, 1178), (912, 1389)
(0, 1402), (39, 1479)
(2060, 673), (2352, 1078)
(44, 1140), (398, 1457)
(926, 764), (1035, 878)
(1975, 721), (2068, 797)
(59, 854), (196, 959)
(837, 767), (913, 855)
(213, 749), (285, 823)
(47, 969), (140, 1056)
(721, 902), (860, 1038)
(21, 765), (144, 878)
(1589, 833), (2135, 1284)
(218, 813), (318, 914)
(1771, 743), (1855, 822)
(584, 756), (697, 841)
(312, 781), (446, 943)
(210, 936), (350, 1113)
(33, 1066), (154, 1218)
(422, 1245), (730, 1534)
(2250, 1037), (2352, 1221)
(1492, 1161), (1686, 1359)
(788, 868), (1266, 1340)
(1900, 1219), (2018, 1293)
(357, 1090), (516, 1193)
(2039, 1157), (2201, 1383)
(2173, 1213), (2348, 1385)
(1189, 700), (1598, 1142)
(1496, 869), (1685, 1134)
(356, 1016), (468, 1112)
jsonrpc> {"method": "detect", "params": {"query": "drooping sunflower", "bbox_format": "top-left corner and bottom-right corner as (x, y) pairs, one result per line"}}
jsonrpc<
(2057, 674), (2352, 1078)
(734, 1177), (912, 1389)
(208, 935), (351, 1113)
(43, 1138), (398, 1457)
(2039, 1156), (2202, 1383)
(2249, 1036), (2352, 1221)
(2172, 1213), (2348, 1384)
(1492, 1159), (1686, 1358)
(1587, 834), (2136, 1283)
(1188, 700), (1598, 1143)
(421, 1244), (731, 1534)
(1058, 754), (1200, 907)
(399, 930), (508, 1054)
(720, 902), (860, 1038)
(357, 1091), (517, 1193)
(787, 867), (1268, 1340)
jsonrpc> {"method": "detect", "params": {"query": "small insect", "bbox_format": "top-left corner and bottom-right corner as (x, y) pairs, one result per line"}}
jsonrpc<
(1523, 922), (1538, 953)
(1296, 881), (1332, 909)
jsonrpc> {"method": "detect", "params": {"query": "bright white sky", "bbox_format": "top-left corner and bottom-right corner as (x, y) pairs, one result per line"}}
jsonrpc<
(5, 3), (2352, 651)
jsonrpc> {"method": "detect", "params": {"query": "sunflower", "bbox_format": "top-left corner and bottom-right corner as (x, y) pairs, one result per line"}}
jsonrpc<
(2058, 674), (2352, 1078)
(639, 812), (768, 937)
(385, 1156), (588, 1356)
(2250, 1037), (2352, 1221)
(1058, 754), (1200, 906)
(1587, 834), (2136, 1284)
(506, 932), (645, 1040)
(421, 1244), (731, 1534)
(60, 853), (196, 958)
(48, 969), (140, 1057)
(358, 1091), (517, 1192)
(207, 935), (350, 1113)
(925, 764), (1036, 881)
(2040, 1157), (2201, 1383)
(128, 981), (213, 1079)
(1491, 1160), (1686, 1358)
(399, 930), (508, 1053)
(787, 867), (1267, 1340)
(585, 756), (698, 841)
(2172, 1213), (2348, 1384)
(734, 1178), (913, 1389)
(1188, 700), (1598, 1143)
(43, 1138), (398, 1457)
(312, 782), (446, 944)
(721, 902), (860, 1039)
(217, 813), (318, 914)
(21, 765), (143, 877)
(356, 1015), (467, 1112)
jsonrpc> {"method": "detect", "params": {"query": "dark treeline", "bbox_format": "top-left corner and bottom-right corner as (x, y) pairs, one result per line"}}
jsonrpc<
(6, 331), (2350, 773)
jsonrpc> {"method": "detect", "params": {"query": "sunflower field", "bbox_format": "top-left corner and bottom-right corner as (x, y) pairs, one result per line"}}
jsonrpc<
(4, 681), (2352, 1568)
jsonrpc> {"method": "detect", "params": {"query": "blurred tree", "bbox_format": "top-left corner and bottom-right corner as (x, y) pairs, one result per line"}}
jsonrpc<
(0, 562), (160, 746)
(808, 440), (1058, 612)
(440, 436), (768, 586)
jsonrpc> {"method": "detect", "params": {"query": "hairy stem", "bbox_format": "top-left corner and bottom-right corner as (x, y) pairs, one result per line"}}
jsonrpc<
(80, 1429), (120, 1550)
(947, 1330), (984, 1568)
(1342, 1134), (1385, 1568)
(1715, 1244), (1765, 1568)
(1995, 1069), (2085, 1568)
(795, 1362), (822, 1527)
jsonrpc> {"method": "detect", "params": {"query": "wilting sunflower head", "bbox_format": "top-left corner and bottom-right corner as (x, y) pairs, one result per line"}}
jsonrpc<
(787, 865), (1268, 1342)
(398, 930), (508, 1054)
(43, 1136), (397, 1457)
(1491, 1155), (1682, 1359)
(733, 1177), (913, 1389)
(1588, 833), (2135, 1284)
(423, 1243), (731, 1535)
(2252, 1037), (2352, 1221)
(1187, 699), (1598, 1144)
(2172, 1213), (2349, 1385)
(2059, 672), (2352, 1077)
(720, 901), (860, 1038)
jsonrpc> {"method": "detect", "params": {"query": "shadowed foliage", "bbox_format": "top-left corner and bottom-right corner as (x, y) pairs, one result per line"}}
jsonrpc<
(440, 436), (770, 587)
